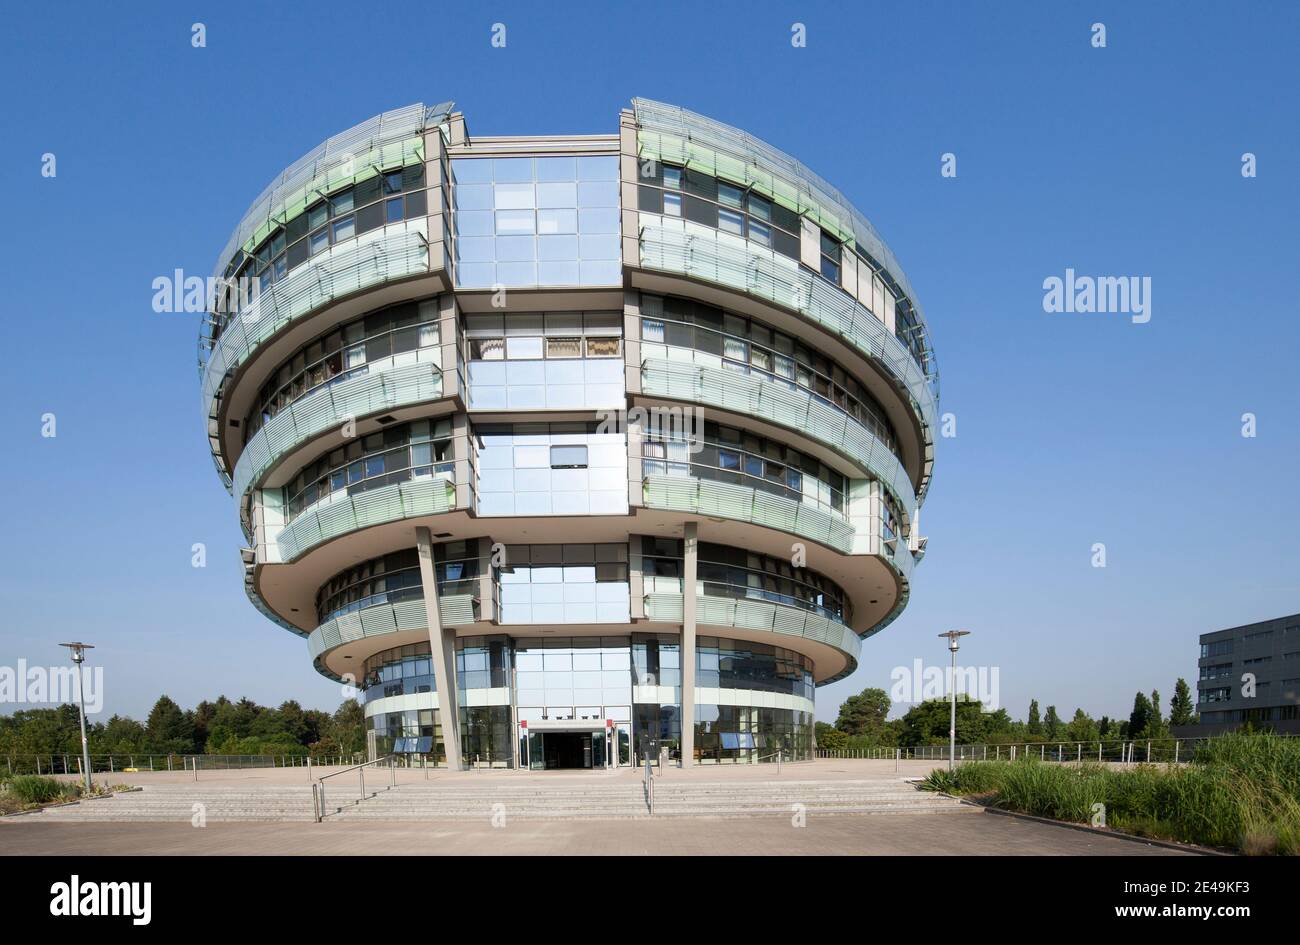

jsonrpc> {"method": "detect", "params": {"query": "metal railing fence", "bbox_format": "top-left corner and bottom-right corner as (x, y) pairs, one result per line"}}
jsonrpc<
(3, 753), (365, 777)
(815, 733), (1299, 764)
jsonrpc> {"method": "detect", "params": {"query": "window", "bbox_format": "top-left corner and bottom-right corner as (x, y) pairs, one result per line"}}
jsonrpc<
(550, 445), (588, 468)
(466, 312), (622, 362)
(819, 229), (841, 283)
(546, 337), (582, 358)
(244, 298), (442, 441)
(639, 294), (900, 456)
(208, 162), (430, 342)
(718, 207), (745, 236)
(285, 417), (454, 522)
(453, 156), (620, 288)
(718, 182), (744, 208)
(585, 336), (621, 357)
(638, 163), (805, 264)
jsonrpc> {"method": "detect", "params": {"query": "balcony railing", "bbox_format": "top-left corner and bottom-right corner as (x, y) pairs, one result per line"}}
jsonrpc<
(637, 218), (937, 503)
(234, 358), (457, 499)
(640, 355), (917, 519)
(271, 468), (467, 564)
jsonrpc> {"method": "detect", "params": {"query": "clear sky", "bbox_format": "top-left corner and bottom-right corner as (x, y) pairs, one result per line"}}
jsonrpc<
(1, 1), (1297, 725)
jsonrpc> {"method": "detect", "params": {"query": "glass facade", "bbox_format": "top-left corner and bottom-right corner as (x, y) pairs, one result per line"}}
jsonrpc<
(514, 636), (633, 714)
(361, 626), (815, 767)
(363, 636), (514, 767)
(639, 293), (900, 457)
(465, 311), (624, 410)
(695, 705), (813, 764)
(498, 543), (630, 624)
(244, 297), (442, 442)
(641, 537), (851, 624)
(453, 155), (621, 288)
(642, 417), (849, 518)
(213, 163), (431, 337)
(697, 636), (814, 701)
(284, 418), (454, 522)
(317, 540), (479, 625)
(637, 162), (802, 260)
(475, 422), (628, 516)
(637, 158), (929, 375)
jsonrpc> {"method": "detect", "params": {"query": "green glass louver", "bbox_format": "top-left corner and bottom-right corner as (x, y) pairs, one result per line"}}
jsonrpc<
(637, 219), (936, 500)
(643, 592), (860, 684)
(641, 356), (917, 520)
(308, 593), (477, 676)
(232, 361), (447, 498)
(270, 474), (458, 564)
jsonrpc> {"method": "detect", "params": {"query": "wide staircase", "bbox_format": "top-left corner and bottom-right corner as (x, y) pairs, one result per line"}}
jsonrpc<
(326, 778), (965, 821)
(32, 785), (317, 823)
(25, 777), (966, 823)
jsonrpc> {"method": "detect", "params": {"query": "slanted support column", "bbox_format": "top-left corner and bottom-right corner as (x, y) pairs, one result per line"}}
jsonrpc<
(680, 521), (698, 767)
(416, 526), (463, 770)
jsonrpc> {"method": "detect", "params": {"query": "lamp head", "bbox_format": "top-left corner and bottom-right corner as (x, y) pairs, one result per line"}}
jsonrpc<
(937, 629), (970, 652)
(58, 642), (94, 664)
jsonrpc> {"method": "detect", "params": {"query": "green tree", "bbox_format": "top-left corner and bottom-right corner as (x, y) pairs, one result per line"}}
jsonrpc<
(815, 723), (848, 751)
(95, 715), (147, 754)
(324, 699), (366, 756)
(145, 695), (194, 753)
(983, 708), (1015, 739)
(1064, 708), (1099, 743)
(1044, 705), (1061, 740)
(835, 687), (891, 740)
(1169, 679), (1195, 726)
(1145, 689), (1167, 738)
(897, 698), (988, 747)
(1128, 691), (1153, 738)
(1026, 700), (1042, 736)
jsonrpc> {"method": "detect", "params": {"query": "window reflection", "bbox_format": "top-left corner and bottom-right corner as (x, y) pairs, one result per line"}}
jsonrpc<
(475, 422), (628, 516)
(453, 155), (621, 288)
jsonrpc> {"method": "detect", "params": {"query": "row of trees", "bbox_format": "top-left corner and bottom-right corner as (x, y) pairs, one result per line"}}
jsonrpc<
(0, 695), (365, 758)
(816, 678), (1199, 750)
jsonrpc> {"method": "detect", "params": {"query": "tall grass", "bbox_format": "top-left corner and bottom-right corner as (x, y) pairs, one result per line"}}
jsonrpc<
(3, 774), (77, 806)
(920, 733), (1300, 855)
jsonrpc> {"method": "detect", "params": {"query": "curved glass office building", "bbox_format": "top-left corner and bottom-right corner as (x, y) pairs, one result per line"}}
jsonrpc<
(199, 99), (938, 769)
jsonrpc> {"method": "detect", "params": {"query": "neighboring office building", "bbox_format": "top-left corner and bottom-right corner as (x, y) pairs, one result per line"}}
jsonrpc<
(1195, 613), (1300, 735)
(198, 99), (938, 769)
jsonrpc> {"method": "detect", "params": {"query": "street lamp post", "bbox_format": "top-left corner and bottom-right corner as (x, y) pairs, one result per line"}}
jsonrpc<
(937, 631), (970, 772)
(58, 642), (94, 794)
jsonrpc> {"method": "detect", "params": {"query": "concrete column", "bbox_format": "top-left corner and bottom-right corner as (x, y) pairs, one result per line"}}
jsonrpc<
(416, 526), (464, 769)
(679, 522), (698, 767)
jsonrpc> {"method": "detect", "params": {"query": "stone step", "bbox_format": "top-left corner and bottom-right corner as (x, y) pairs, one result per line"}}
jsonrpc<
(19, 778), (962, 822)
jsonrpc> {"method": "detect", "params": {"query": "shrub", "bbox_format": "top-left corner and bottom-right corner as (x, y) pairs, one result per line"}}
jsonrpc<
(5, 775), (69, 805)
(919, 734), (1300, 854)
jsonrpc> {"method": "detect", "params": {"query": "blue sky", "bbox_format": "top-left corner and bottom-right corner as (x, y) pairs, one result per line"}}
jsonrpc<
(1, 1), (1296, 725)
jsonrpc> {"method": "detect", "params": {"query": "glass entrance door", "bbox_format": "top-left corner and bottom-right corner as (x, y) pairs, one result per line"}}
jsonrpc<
(615, 723), (632, 767)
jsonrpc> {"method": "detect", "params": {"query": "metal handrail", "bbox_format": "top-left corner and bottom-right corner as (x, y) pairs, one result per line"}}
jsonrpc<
(316, 754), (396, 821)
(756, 748), (785, 773)
(642, 754), (654, 815)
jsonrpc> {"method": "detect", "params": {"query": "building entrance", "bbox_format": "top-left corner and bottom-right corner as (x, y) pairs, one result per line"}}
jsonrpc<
(525, 724), (612, 770)
(542, 732), (591, 769)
